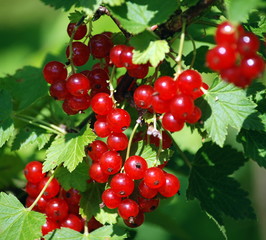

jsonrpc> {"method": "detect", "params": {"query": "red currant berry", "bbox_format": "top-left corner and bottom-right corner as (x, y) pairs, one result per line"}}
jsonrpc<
(110, 173), (134, 197)
(133, 85), (154, 109)
(162, 112), (184, 132)
(89, 34), (113, 59)
(107, 132), (128, 151)
(215, 21), (240, 45)
(66, 42), (90, 66)
(138, 180), (158, 199)
(67, 94), (91, 111)
(25, 182), (41, 198)
(102, 188), (122, 209)
(118, 199), (139, 220)
(91, 93), (114, 115)
(89, 163), (109, 183)
(158, 173), (180, 197)
(62, 188), (81, 206)
(170, 94), (195, 120)
(42, 218), (60, 235)
(206, 45), (237, 71)
(61, 214), (84, 232)
(128, 64), (149, 79)
(45, 198), (69, 221)
(87, 216), (103, 232)
(106, 108), (131, 132)
(185, 106), (202, 124)
(87, 140), (108, 162)
(138, 197), (160, 212)
(110, 45), (126, 68)
(144, 167), (166, 189)
(43, 61), (67, 84)
(36, 196), (48, 212)
(94, 119), (111, 138)
(99, 151), (122, 175)
(38, 177), (60, 199)
(24, 161), (45, 184)
(49, 80), (70, 100)
(121, 46), (138, 69)
(151, 94), (170, 114)
(240, 54), (265, 79)
(66, 73), (91, 96)
(237, 32), (260, 56)
(62, 100), (79, 115)
(154, 76), (177, 100)
(67, 23), (87, 40)
(124, 156), (148, 180)
(89, 69), (109, 89)
(123, 211), (144, 228)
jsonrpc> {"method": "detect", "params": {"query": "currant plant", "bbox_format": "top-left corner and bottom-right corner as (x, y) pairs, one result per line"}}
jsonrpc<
(0, 0), (265, 240)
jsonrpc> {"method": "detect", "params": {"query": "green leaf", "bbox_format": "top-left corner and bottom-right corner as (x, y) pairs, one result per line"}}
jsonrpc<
(103, 0), (125, 7)
(43, 125), (96, 172)
(12, 127), (52, 151)
(79, 183), (104, 220)
(55, 162), (89, 192)
(0, 67), (49, 111)
(133, 40), (170, 67)
(0, 192), (46, 240)
(80, 0), (102, 18)
(237, 129), (266, 168)
(69, 10), (87, 23)
(226, 0), (265, 23)
(44, 225), (128, 240)
(247, 11), (266, 40)
(203, 80), (256, 147)
(131, 140), (173, 167)
(0, 90), (14, 147)
(40, 0), (77, 11)
(109, 0), (179, 34)
(95, 208), (118, 225)
(187, 143), (255, 227)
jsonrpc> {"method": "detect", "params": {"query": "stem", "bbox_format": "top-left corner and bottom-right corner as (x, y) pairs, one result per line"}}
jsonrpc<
(187, 34), (197, 69)
(174, 20), (186, 79)
(84, 219), (89, 236)
(109, 66), (117, 104)
(155, 128), (163, 166)
(83, 19), (93, 43)
(125, 120), (140, 160)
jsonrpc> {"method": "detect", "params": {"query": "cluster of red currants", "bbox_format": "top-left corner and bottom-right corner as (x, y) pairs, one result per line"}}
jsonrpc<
(87, 138), (180, 228)
(24, 161), (102, 236)
(133, 70), (208, 132)
(206, 21), (265, 88)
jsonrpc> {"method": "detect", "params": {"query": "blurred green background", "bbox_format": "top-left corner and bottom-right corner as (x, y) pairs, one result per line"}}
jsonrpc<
(0, 0), (264, 239)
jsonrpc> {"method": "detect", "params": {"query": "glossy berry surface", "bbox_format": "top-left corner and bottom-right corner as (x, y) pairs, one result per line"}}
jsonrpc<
(138, 180), (158, 199)
(66, 42), (90, 66)
(62, 188), (81, 206)
(237, 32), (260, 56)
(61, 214), (84, 232)
(120, 46), (137, 69)
(158, 173), (180, 197)
(67, 23), (87, 40)
(185, 106), (202, 124)
(144, 167), (166, 189)
(151, 95), (170, 114)
(215, 21), (239, 45)
(118, 199), (139, 220)
(106, 108), (131, 132)
(38, 177), (60, 199)
(110, 45), (126, 67)
(94, 119), (111, 138)
(240, 55), (265, 79)
(62, 100), (79, 115)
(162, 112), (184, 132)
(67, 94), (91, 111)
(133, 85), (154, 109)
(43, 61), (67, 84)
(89, 34), (113, 59)
(66, 73), (91, 96)
(128, 64), (149, 79)
(154, 76), (177, 100)
(124, 155), (148, 180)
(170, 94), (195, 120)
(107, 132), (128, 151)
(110, 173), (134, 197)
(45, 198), (69, 221)
(49, 80), (70, 100)
(102, 188), (122, 209)
(25, 182), (41, 198)
(124, 211), (144, 228)
(99, 151), (122, 175)
(24, 161), (45, 184)
(89, 162), (109, 183)
(138, 197), (160, 212)
(42, 218), (60, 236)
(91, 93), (113, 115)
(87, 140), (108, 162)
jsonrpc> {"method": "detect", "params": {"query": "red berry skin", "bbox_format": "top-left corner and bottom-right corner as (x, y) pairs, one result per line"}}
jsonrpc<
(91, 93), (114, 115)
(154, 76), (177, 101)
(124, 156), (148, 180)
(144, 167), (166, 189)
(45, 198), (69, 221)
(89, 69), (109, 88)
(133, 85), (154, 109)
(121, 46), (138, 69)
(62, 100), (79, 115)
(36, 196), (48, 213)
(118, 199), (139, 220)
(176, 69), (203, 95)
(206, 45), (237, 71)
(38, 177), (60, 199)
(185, 106), (202, 124)
(107, 132), (128, 151)
(24, 161), (45, 184)
(110, 45), (126, 68)
(67, 23), (87, 40)
(67, 94), (91, 111)
(128, 64), (149, 79)
(110, 173), (134, 197)
(43, 61), (67, 84)
(102, 188), (122, 209)
(87, 216), (103, 232)
(100, 151), (123, 175)
(106, 108), (131, 133)
(66, 42), (90, 66)
(170, 94), (195, 120)
(123, 211), (144, 228)
(147, 131), (172, 149)
(25, 182), (41, 198)
(25, 196), (39, 211)
(87, 140), (109, 162)
(151, 95), (170, 114)
(89, 163), (109, 183)
(237, 32), (260, 56)
(61, 214), (84, 232)
(66, 73), (91, 96)
(49, 80), (70, 100)
(94, 119), (111, 138)
(42, 218), (60, 236)
(162, 112), (184, 132)
(158, 173), (180, 197)
(62, 188), (81, 206)
(240, 54), (265, 79)
(215, 21), (239, 45)
(138, 197), (160, 212)
(89, 34), (113, 59)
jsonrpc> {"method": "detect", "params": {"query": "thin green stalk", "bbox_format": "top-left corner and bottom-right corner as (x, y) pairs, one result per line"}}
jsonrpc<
(175, 20), (186, 78)
(109, 65), (117, 104)
(155, 129), (163, 166)
(187, 34), (197, 69)
(126, 121), (140, 160)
